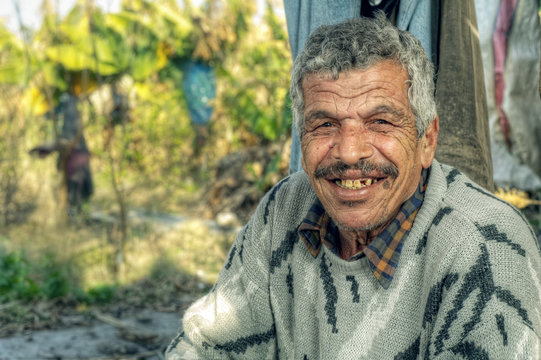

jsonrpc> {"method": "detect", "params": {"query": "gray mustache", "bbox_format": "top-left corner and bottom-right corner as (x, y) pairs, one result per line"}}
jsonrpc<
(314, 160), (398, 179)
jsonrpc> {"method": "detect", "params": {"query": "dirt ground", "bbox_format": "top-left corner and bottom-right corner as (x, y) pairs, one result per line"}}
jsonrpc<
(0, 277), (204, 360)
(0, 239), (217, 360)
(0, 309), (180, 360)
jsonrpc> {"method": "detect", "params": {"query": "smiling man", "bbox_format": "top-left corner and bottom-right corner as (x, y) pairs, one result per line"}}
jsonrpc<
(167, 15), (541, 359)
(299, 60), (436, 261)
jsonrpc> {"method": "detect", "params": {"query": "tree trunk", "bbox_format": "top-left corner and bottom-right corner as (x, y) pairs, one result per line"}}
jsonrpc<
(435, 0), (494, 191)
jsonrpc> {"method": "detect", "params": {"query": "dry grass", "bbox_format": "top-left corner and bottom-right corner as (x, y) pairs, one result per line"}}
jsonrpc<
(0, 150), (236, 301)
(2, 215), (235, 290)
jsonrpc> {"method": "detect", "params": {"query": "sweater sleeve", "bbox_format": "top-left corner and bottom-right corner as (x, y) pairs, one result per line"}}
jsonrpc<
(427, 210), (541, 359)
(166, 190), (278, 359)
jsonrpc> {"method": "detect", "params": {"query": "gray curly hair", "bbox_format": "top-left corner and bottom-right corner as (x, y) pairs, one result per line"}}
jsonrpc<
(291, 13), (436, 139)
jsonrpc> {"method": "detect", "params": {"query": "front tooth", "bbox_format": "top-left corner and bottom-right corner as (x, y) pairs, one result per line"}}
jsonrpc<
(345, 179), (353, 188)
(354, 180), (361, 188)
(366, 178), (372, 186)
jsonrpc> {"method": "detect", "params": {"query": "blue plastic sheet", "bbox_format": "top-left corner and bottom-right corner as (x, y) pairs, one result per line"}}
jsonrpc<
(182, 61), (216, 126)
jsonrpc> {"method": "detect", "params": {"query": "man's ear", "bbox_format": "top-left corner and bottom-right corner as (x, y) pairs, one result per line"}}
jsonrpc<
(420, 116), (439, 169)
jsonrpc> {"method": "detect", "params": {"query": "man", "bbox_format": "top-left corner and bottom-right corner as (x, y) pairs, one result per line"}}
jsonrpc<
(167, 15), (541, 359)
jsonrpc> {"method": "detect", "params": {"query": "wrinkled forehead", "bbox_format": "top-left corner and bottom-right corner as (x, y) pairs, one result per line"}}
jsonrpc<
(301, 61), (411, 99)
(301, 59), (409, 90)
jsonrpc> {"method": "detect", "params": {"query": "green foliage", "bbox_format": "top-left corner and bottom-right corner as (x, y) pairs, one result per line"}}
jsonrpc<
(36, 253), (72, 299)
(216, 1), (292, 144)
(46, 7), (129, 76)
(0, 249), (118, 305)
(0, 62), (27, 85)
(0, 23), (28, 85)
(0, 251), (39, 302)
(1, 0), (292, 165)
(85, 284), (117, 304)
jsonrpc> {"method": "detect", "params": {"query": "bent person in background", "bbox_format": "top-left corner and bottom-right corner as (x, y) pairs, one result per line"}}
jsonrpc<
(166, 14), (541, 359)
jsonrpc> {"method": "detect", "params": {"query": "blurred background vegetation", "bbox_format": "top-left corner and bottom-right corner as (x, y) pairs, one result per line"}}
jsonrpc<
(0, 0), (291, 328)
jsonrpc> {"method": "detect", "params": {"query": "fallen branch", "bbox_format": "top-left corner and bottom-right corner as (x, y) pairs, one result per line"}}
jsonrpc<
(57, 349), (163, 360)
(93, 311), (162, 345)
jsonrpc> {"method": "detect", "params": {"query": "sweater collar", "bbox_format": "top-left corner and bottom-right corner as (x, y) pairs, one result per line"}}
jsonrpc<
(298, 167), (430, 289)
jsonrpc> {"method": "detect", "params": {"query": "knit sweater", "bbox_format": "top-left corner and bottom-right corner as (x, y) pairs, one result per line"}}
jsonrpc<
(166, 160), (541, 359)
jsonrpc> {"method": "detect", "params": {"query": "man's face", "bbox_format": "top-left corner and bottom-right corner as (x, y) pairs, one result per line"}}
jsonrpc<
(300, 60), (438, 234)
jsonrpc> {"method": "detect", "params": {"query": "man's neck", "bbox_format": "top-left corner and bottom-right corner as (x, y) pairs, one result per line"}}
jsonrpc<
(337, 223), (389, 260)
(334, 167), (430, 261)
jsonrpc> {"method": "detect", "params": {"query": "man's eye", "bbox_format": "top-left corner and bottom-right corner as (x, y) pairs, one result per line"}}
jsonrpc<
(319, 122), (333, 128)
(374, 119), (390, 125)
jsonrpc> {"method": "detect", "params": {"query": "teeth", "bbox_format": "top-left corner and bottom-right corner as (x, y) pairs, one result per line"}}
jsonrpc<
(336, 178), (378, 189)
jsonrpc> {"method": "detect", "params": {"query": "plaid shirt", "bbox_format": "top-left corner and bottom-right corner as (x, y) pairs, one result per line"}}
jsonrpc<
(298, 168), (429, 289)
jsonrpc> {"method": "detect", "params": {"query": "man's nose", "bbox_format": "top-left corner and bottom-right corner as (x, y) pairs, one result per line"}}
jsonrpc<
(334, 125), (374, 165)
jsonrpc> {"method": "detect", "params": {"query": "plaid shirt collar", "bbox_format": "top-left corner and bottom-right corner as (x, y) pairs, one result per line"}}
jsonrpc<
(298, 168), (430, 289)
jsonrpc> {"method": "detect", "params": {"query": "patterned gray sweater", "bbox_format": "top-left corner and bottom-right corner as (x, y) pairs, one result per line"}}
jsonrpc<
(166, 161), (541, 359)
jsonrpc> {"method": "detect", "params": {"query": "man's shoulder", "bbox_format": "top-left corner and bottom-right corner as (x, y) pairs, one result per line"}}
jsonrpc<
(263, 171), (314, 204)
(253, 171), (317, 226)
(426, 161), (537, 245)
(420, 163), (541, 304)
(436, 162), (527, 218)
